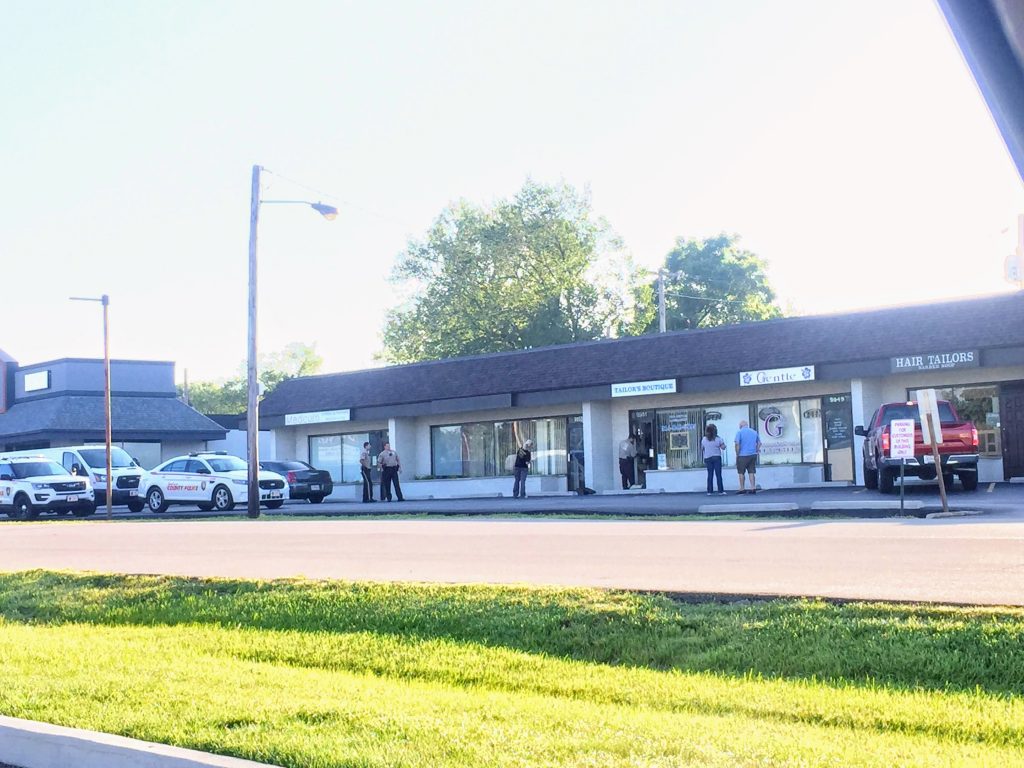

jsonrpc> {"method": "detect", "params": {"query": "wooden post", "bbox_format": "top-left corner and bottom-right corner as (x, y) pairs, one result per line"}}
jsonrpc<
(926, 412), (949, 515)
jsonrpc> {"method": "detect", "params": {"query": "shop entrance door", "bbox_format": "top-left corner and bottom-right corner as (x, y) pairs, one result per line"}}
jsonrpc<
(629, 410), (657, 488)
(566, 416), (585, 492)
(1000, 383), (1024, 480)
(822, 394), (855, 482)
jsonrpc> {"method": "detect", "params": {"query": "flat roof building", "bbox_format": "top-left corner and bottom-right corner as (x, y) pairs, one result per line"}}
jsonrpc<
(260, 293), (1024, 498)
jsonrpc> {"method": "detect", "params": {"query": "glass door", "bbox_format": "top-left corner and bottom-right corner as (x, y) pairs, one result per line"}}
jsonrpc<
(629, 410), (657, 488)
(566, 416), (584, 492)
(822, 394), (854, 482)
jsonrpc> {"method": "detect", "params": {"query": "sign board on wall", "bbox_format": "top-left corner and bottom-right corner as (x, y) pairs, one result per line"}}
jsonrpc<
(890, 350), (979, 373)
(23, 370), (50, 393)
(739, 365), (815, 387)
(610, 379), (677, 398)
(890, 419), (916, 459)
(284, 409), (351, 426)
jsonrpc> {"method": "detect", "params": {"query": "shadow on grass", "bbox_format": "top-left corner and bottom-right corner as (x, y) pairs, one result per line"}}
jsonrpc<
(1, 570), (1022, 697)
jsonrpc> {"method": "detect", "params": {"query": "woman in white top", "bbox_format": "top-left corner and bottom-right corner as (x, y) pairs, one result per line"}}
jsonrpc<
(700, 424), (727, 495)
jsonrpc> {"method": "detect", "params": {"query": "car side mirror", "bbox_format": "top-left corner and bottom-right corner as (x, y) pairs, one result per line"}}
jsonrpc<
(0, 474), (11, 482)
(854, 426), (867, 437)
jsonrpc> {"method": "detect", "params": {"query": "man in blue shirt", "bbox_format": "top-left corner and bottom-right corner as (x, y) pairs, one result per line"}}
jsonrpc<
(733, 420), (761, 495)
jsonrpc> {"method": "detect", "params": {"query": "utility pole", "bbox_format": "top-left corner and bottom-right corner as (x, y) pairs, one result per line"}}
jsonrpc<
(658, 270), (667, 333)
(247, 164), (262, 519)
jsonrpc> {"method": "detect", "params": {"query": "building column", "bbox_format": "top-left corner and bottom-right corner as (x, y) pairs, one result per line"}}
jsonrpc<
(850, 378), (882, 485)
(388, 417), (419, 476)
(582, 400), (615, 491)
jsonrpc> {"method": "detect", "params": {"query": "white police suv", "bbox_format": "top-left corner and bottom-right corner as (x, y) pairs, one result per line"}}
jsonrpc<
(140, 452), (288, 513)
(0, 455), (96, 520)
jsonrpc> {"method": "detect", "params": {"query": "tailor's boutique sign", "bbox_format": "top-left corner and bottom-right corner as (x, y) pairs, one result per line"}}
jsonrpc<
(890, 350), (979, 373)
(611, 379), (677, 398)
(284, 409), (351, 426)
(739, 365), (815, 387)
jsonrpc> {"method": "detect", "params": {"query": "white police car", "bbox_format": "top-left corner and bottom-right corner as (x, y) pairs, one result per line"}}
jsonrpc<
(0, 455), (96, 520)
(140, 452), (288, 513)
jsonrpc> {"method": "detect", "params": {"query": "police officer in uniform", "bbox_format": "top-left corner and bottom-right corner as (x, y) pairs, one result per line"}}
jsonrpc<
(377, 442), (404, 502)
(359, 441), (376, 503)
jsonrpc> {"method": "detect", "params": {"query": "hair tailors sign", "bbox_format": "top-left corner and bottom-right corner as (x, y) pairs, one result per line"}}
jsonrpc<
(284, 408), (351, 426)
(610, 379), (677, 398)
(890, 350), (979, 373)
(739, 365), (815, 387)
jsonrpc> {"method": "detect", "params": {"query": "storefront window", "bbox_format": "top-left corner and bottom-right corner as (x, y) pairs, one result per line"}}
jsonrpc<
(703, 404), (750, 467)
(432, 416), (574, 478)
(310, 430), (389, 482)
(909, 384), (1001, 457)
(657, 408), (701, 469)
(800, 398), (824, 463)
(756, 400), (803, 465)
(310, 434), (341, 482)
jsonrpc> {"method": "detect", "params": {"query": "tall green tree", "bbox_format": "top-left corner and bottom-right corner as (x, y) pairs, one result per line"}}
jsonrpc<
(635, 235), (783, 333)
(381, 181), (641, 363)
(179, 342), (323, 414)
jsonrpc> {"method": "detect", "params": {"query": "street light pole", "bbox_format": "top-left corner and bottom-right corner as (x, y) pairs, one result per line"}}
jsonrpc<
(245, 166), (338, 519)
(246, 164), (262, 519)
(658, 270), (667, 334)
(70, 294), (113, 520)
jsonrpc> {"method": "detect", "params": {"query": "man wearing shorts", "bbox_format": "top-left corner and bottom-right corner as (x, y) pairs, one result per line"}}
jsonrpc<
(734, 420), (761, 494)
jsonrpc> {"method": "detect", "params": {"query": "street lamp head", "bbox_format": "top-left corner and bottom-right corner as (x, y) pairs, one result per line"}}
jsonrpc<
(310, 202), (338, 220)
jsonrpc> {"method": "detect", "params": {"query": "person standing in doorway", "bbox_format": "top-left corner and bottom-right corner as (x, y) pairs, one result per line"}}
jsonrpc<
(701, 424), (727, 496)
(377, 442), (404, 502)
(512, 439), (533, 498)
(618, 434), (637, 489)
(734, 419), (761, 494)
(359, 441), (376, 503)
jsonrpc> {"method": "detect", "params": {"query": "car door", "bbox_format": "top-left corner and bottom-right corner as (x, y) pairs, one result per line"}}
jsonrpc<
(0, 461), (14, 511)
(186, 460), (213, 503)
(157, 459), (191, 501)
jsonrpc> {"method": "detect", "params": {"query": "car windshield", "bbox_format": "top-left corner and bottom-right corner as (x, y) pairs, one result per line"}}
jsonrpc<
(12, 461), (70, 479)
(78, 448), (137, 469)
(207, 457), (248, 473)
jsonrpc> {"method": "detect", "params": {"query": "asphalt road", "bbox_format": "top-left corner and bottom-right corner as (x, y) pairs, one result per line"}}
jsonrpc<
(2, 512), (1022, 606)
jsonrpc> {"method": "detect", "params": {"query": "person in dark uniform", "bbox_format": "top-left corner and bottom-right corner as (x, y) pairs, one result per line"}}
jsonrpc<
(377, 442), (404, 501)
(359, 441), (376, 503)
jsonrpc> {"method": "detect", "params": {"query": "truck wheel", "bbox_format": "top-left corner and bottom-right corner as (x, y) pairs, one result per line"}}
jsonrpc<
(146, 487), (168, 513)
(960, 472), (979, 491)
(72, 501), (96, 517)
(878, 468), (895, 494)
(13, 493), (38, 521)
(212, 485), (235, 512)
(263, 500), (284, 509)
(127, 499), (146, 513)
(864, 465), (878, 490)
(308, 494), (325, 504)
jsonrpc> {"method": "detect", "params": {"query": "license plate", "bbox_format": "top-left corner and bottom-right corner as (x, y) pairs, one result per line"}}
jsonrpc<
(311, 484), (321, 491)
(129, 490), (138, 497)
(269, 491), (282, 499)
(67, 496), (79, 503)
(923, 455), (935, 464)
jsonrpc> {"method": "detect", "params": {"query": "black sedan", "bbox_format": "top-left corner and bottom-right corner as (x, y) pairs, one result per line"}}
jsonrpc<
(259, 461), (333, 503)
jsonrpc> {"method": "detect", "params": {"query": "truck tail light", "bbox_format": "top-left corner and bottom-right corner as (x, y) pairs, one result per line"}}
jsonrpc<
(881, 428), (890, 455)
(287, 471), (297, 484)
(972, 427), (978, 449)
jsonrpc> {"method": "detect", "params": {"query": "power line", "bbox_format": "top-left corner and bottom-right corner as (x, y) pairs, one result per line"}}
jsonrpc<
(663, 291), (750, 306)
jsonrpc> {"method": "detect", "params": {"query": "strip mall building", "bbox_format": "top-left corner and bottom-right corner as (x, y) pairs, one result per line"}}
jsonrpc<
(260, 294), (1024, 498)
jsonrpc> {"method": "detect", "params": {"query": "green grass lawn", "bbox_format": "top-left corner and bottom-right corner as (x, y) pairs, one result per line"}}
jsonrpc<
(0, 572), (1021, 767)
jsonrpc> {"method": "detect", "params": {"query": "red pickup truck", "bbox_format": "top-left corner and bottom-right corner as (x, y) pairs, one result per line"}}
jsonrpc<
(854, 401), (979, 493)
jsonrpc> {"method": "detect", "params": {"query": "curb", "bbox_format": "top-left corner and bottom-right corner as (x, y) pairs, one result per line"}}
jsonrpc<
(925, 509), (986, 519)
(811, 500), (924, 511)
(696, 503), (799, 514)
(0, 716), (281, 768)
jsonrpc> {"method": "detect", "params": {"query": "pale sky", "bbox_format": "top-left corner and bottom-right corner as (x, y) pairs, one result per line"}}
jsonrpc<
(1, 0), (1022, 382)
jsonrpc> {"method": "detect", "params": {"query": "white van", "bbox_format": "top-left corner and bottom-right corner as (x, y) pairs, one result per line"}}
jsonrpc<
(20, 446), (147, 512)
